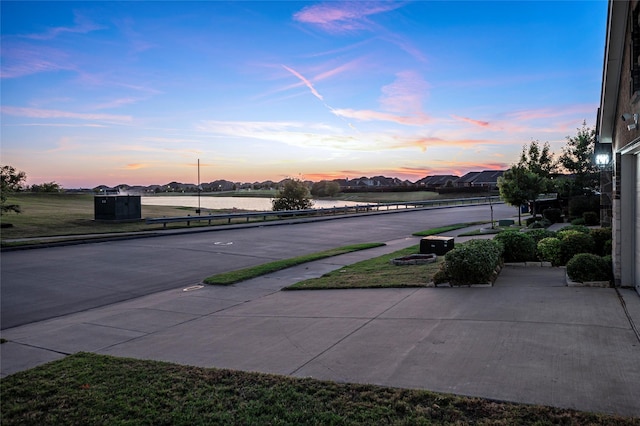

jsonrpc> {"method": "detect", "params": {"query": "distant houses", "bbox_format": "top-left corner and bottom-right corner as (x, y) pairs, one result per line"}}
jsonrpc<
(90, 170), (508, 194)
(455, 170), (504, 189)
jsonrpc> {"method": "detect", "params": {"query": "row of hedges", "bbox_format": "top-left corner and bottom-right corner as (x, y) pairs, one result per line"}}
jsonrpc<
(434, 226), (612, 285)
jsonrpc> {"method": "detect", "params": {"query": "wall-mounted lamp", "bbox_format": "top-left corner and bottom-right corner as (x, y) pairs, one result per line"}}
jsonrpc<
(593, 141), (612, 169)
(595, 153), (610, 166)
(621, 113), (639, 130)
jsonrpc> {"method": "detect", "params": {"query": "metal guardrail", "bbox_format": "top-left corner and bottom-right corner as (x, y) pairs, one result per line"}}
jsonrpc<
(145, 196), (503, 228)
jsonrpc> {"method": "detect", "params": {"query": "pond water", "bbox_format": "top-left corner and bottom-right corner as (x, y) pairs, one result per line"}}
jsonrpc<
(141, 196), (367, 211)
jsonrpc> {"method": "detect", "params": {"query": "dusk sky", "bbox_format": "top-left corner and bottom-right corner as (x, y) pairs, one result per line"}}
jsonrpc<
(1, 1), (607, 188)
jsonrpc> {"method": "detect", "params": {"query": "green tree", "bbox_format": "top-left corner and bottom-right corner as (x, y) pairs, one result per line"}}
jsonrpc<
(30, 182), (62, 192)
(498, 165), (546, 225)
(310, 180), (341, 197)
(558, 122), (599, 195)
(1, 165), (26, 214)
(518, 140), (557, 179)
(272, 179), (314, 211)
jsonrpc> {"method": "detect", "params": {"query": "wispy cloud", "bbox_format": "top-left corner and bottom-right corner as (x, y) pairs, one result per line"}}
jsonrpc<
(282, 65), (324, 101)
(8, 123), (108, 128)
(293, 2), (425, 62)
(1, 106), (132, 122)
(0, 43), (74, 79)
(451, 115), (491, 128)
(507, 104), (595, 121)
(122, 163), (149, 170)
(293, 2), (405, 33)
(380, 71), (429, 114)
(25, 11), (106, 40)
(332, 109), (430, 126)
(332, 71), (431, 126)
(197, 119), (503, 154)
(138, 136), (200, 144)
(112, 144), (202, 156)
(91, 97), (143, 110)
(313, 57), (368, 82)
(45, 137), (82, 153)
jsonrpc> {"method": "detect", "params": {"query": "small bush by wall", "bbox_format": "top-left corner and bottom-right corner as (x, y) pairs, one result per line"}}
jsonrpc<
(570, 217), (586, 225)
(494, 231), (536, 262)
(569, 195), (599, 218)
(566, 253), (611, 283)
(543, 208), (563, 224)
(590, 228), (612, 256)
(435, 239), (503, 285)
(583, 211), (599, 226)
(560, 232), (595, 265)
(537, 237), (562, 266)
(525, 216), (543, 226)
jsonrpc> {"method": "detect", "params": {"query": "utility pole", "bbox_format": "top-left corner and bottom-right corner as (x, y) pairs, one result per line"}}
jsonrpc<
(197, 158), (201, 215)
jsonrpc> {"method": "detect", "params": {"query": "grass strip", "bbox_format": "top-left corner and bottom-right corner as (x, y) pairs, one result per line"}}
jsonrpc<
(286, 244), (442, 290)
(457, 225), (526, 237)
(203, 243), (385, 285)
(1, 353), (635, 425)
(412, 221), (488, 236)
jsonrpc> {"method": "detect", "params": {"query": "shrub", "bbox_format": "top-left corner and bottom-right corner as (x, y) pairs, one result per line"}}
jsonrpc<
(437, 239), (503, 285)
(583, 211), (599, 226)
(603, 239), (612, 256)
(494, 231), (536, 262)
(590, 228), (612, 256)
(557, 229), (581, 240)
(570, 217), (586, 225)
(559, 224), (590, 235)
(560, 232), (595, 265)
(566, 253), (611, 283)
(527, 218), (551, 229)
(524, 228), (557, 244)
(542, 208), (563, 224)
(537, 237), (562, 266)
(569, 195), (599, 218)
(525, 216), (543, 226)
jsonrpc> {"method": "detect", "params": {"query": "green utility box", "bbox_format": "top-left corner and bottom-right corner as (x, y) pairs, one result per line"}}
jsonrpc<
(420, 236), (454, 255)
(94, 195), (141, 221)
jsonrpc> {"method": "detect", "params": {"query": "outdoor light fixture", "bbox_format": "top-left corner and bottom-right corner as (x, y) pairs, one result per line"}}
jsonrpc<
(621, 112), (639, 130)
(593, 141), (612, 169)
(595, 153), (610, 166)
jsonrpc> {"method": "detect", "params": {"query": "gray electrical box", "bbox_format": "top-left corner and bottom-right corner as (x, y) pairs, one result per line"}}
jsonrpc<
(420, 236), (454, 255)
(94, 195), (141, 221)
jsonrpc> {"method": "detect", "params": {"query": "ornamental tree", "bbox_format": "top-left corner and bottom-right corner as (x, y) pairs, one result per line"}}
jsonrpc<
(498, 165), (546, 225)
(1, 165), (26, 214)
(272, 179), (314, 211)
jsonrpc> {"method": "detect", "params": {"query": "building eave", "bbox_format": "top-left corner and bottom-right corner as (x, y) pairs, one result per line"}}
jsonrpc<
(599, 0), (629, 144)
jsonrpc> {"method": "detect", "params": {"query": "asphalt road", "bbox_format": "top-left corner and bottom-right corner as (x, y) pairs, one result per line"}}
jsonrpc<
(1, 203), (515, 329)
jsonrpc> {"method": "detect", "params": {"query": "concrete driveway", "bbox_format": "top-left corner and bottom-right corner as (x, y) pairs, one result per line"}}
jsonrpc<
(2, 236), (639, 417)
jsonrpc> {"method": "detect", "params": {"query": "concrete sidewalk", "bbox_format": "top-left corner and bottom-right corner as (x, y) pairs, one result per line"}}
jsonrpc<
(2, 229), (639, 417)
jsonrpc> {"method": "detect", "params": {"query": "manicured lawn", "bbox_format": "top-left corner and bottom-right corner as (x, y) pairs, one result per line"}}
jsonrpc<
(0, 193), (212, 242)
(203, 243), (385, 285)
(205, 222), (491, 289)
(286, 244), (442, 290)
(412, 221), (488, 237)
(1, 353), (635, 425)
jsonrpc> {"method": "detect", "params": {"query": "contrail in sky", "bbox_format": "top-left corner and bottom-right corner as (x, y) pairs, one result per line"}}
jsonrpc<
(282, 64), (359, 132)
(282, 65), (323, 101)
